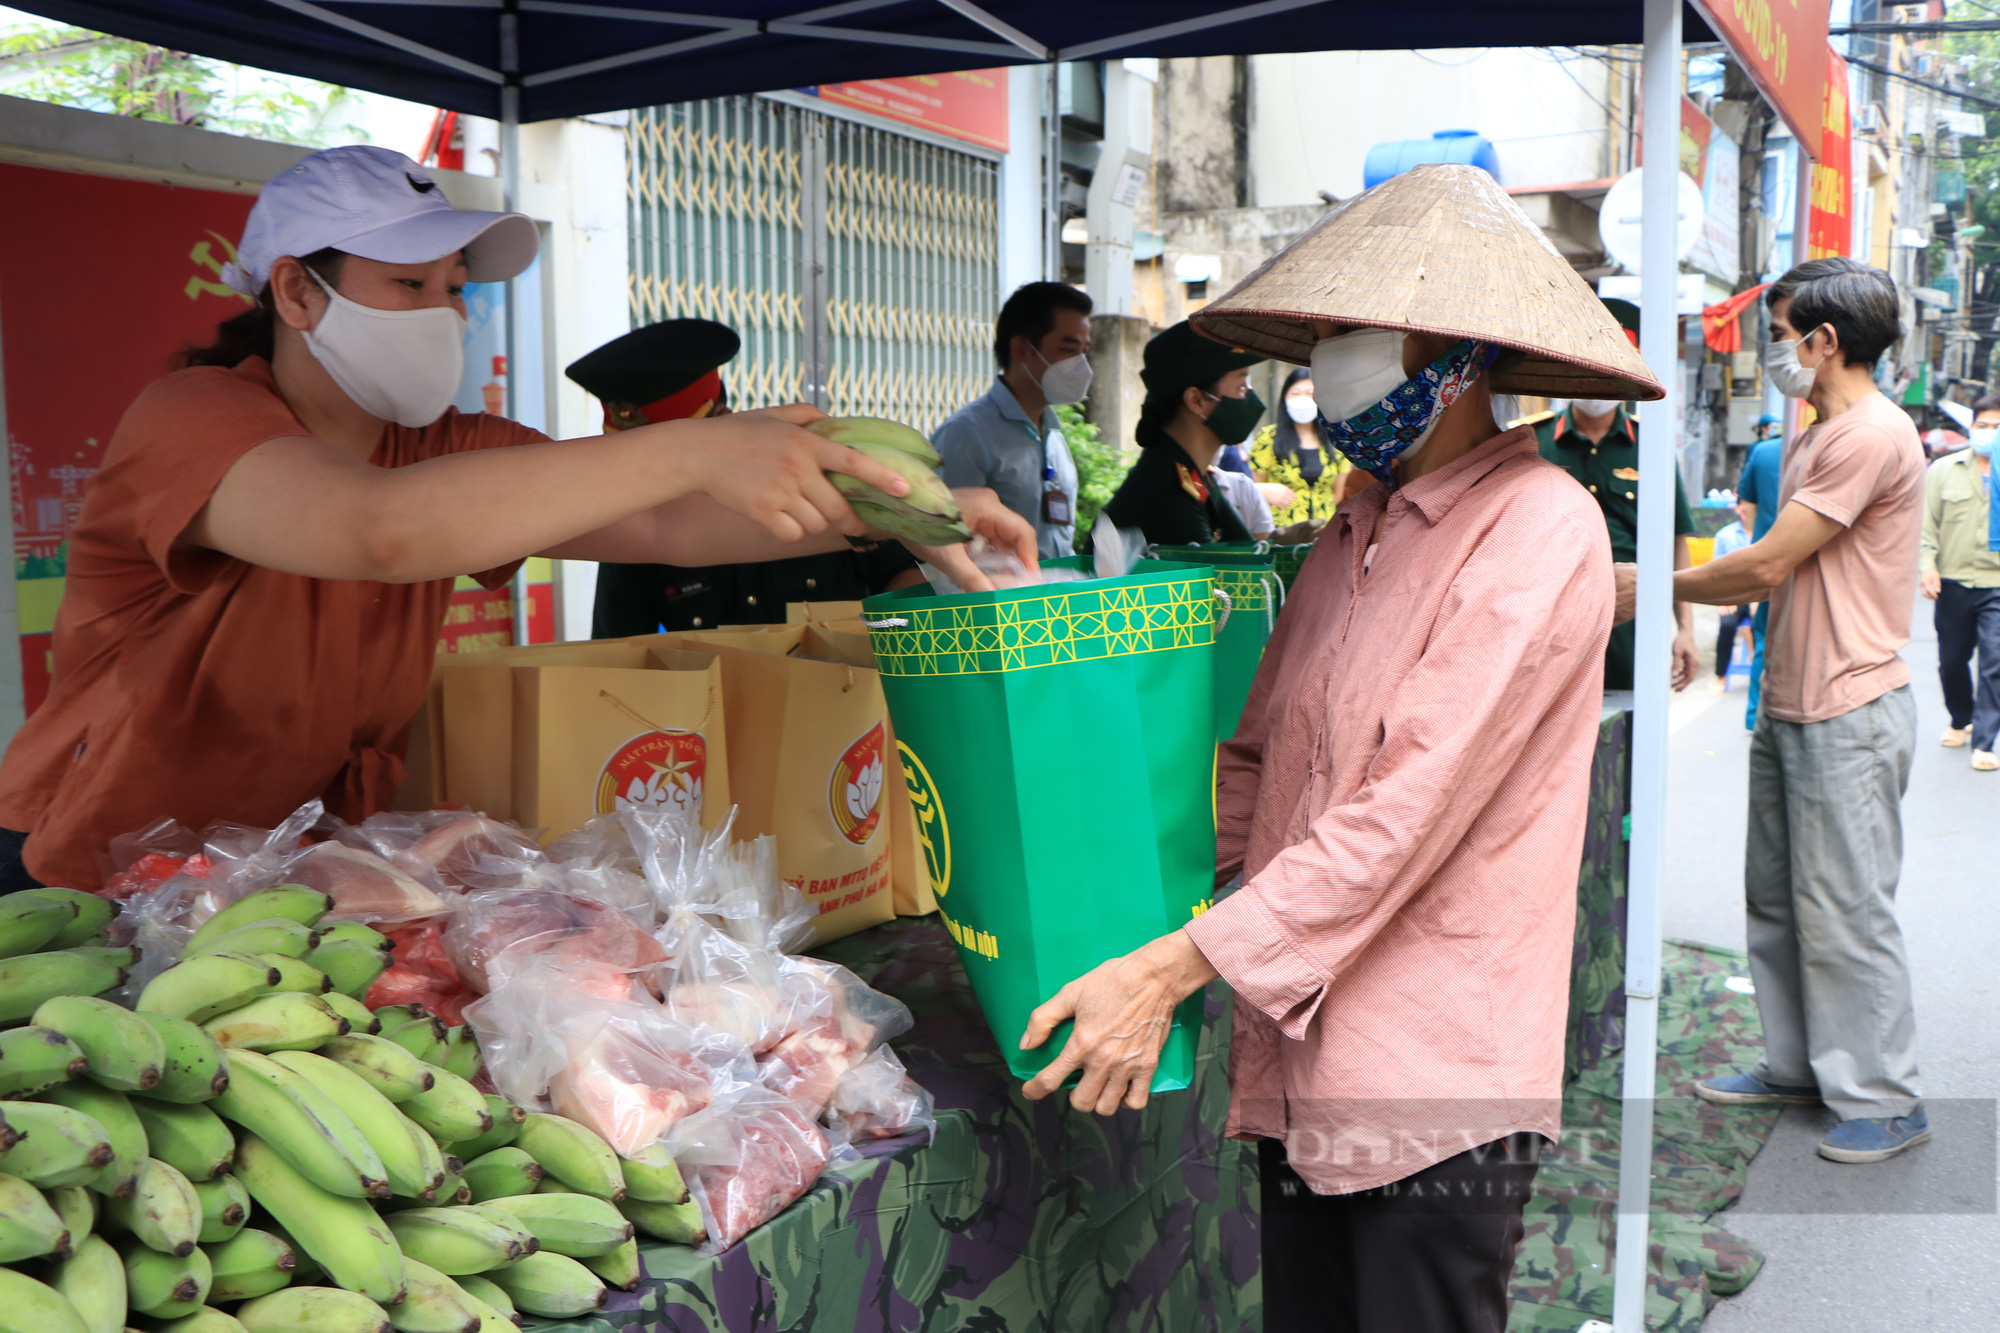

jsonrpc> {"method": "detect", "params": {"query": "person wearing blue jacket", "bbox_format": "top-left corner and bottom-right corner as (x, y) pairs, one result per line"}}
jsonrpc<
(1735, 413), (1785, 726)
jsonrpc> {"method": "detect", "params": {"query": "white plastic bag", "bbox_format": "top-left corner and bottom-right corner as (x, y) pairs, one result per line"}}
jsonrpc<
(758, 956), (911, 1118)
(333, 810), (545, 895)
(445, 889), (667, 994)
(669, 1085), (838, 1253)
(823, 1045), (936, 1144)
(117, 801), (325, 997)
(466, 958), (740, 1154)
(279, 840), (448, 923)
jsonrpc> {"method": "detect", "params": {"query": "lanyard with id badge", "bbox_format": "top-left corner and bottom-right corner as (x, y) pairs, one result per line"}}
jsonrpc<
(1040, 428), (1071, 526)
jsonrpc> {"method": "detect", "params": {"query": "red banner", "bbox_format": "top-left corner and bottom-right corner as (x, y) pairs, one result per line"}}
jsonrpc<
(1807, 48), (1852, 258)
(0, 162), (259, 713)
(814, 69), (1008, 151)
(1681, 95), (1715, 186)
(1690, 0), (1832, 159)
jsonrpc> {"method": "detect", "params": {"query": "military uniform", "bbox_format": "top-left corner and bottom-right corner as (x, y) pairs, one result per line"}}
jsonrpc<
(590, 542), (916, 636)
(1102, 439), (1253, 548)
(1532, 404), (1694, 690)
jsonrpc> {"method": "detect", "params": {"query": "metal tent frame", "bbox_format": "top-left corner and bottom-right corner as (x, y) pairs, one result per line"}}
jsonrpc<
(0, 2), (1768, 1327)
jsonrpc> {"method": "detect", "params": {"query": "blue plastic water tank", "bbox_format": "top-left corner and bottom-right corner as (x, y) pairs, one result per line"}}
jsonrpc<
(1361, 130), (1499, 190)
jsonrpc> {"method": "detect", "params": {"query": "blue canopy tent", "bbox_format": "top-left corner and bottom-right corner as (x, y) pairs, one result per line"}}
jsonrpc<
(10, 1), (1716, 121)
(0, 4), (1768, 1329)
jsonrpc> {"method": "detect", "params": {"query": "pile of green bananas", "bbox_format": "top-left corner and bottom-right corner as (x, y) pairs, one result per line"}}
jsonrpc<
(809, 416), (972, 546)
(0, 885), (708, 1333)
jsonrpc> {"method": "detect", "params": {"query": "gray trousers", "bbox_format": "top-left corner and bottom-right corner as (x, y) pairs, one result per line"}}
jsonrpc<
(1745, 684), (1921, 1119)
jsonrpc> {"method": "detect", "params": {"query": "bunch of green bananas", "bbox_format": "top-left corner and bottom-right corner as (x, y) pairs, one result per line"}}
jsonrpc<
(809, 416), (972, 546)
(0, 884), (710, 1333)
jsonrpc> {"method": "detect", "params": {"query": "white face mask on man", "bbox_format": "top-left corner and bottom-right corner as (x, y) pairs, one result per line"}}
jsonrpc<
(1026, 343), (1093, 406)
(1764, 324), (1831, 400)
(303, 270), (467, 427)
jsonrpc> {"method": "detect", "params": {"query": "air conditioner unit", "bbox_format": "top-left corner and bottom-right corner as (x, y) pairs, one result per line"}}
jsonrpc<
(1854, 105), (1882, 134)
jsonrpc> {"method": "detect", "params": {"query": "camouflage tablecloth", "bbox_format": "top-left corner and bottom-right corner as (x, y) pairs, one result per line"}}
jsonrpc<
(561, 916), (1258, 1333)
(526, 707), (1778, 1333)
(1510, 940), (1779, 1331)
(1568, 706), (1633, 1083)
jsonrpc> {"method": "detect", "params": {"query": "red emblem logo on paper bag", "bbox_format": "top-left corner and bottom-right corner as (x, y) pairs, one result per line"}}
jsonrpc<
(828, 721), (886, 846)
(596, 731), (707, 817)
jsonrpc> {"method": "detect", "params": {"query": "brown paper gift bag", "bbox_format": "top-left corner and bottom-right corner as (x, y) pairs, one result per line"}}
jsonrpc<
(658, 625), (898, 944)
(438, 641), (729, 840)
(798, 623), (934, 918)
(786, 600), (865, 625)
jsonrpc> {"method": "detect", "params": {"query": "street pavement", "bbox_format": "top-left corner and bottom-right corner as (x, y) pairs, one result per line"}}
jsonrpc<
(1664, 601), (1999, 1332)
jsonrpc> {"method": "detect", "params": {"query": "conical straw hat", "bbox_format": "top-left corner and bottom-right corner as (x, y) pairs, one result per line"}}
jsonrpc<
(1190, 164), (1663, 402)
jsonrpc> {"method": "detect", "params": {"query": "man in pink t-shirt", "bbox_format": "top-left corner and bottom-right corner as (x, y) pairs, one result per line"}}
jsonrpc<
(1656, 258), (1928, 1164)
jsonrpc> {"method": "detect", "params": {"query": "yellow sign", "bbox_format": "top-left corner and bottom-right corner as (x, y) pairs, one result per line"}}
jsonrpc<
(897, 740), (949, 899)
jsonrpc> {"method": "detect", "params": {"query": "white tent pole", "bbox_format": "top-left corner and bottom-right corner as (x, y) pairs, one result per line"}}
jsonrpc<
(500, 6), (530, 648)
(1612, 0), (1679, 1328)
(1045, 61), (1061, 281)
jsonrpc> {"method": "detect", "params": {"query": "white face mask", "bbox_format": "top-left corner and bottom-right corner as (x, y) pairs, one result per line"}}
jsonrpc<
(303, 270), (467, 427)
(1283, 395), (1318, 424)
(1028, 343), (1093, 406)
(1764, 326), (1828, 400)
(1309, 328), (1408, 425)
(1572, 398), (1622, 417)
(1972, 427), (1997, 457)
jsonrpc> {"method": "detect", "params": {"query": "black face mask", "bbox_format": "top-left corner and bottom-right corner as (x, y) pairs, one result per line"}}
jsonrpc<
(1200, 389), (1267, 447)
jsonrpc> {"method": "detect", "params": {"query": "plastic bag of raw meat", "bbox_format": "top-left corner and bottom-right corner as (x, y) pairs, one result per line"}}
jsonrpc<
(366, 920), (477, 1024)
(467, 956), (741, 1153)
(669, 1085), (843, 1253)
(621, 806), (735, 917)
(710, 835), (815, 954)
(821, 1045), (935, 1145)
(277, 838), (449, 923)
(650, 906), (819, 1056)
(114, 801), (327, 997)
(98, 817), (203, 901)
(623, 806), (813, 948)
(445, 889), (667, 994)
(333, 810), (546, 895)
(455, 816), (656, 929)
(757, 956), (911, 1117)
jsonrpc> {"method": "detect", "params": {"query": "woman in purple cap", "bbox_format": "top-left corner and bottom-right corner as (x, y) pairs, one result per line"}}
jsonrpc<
(0, 145), (1032, 893)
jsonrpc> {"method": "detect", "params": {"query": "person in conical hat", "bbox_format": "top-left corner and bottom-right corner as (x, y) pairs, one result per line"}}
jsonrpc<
(1013, 164), (1643, 1333)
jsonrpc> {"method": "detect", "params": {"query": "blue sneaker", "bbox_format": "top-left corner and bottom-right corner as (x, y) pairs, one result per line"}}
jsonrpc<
(1694, 1072), (1822, 1106)
(1818, 1107), (1931, 1163)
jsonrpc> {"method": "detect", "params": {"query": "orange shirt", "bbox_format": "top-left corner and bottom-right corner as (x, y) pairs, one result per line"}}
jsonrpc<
(1182, 428), (1612, 1195)
(1761, 391), (1925, 724)
(0, 358), (541, 889)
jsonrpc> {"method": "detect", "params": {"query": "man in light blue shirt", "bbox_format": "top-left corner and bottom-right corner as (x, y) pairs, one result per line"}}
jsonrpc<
(1710, 510), (1754, 690)
(932, 282), (1091, 560)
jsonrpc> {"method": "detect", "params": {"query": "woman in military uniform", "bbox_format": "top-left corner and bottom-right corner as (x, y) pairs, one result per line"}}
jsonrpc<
(1100, 322), (1266, 548)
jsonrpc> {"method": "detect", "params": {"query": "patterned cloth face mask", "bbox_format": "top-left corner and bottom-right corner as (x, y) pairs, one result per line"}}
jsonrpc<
(1315, 335), (1498, 486)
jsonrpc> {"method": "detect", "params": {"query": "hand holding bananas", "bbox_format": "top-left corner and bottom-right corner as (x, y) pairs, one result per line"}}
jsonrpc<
(803, 417), (1042, 595)
(670, 405), (1038, 593)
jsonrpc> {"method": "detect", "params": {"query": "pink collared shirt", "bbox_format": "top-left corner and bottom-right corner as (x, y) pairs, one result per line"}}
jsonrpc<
(1182, 426), (1612, 1195)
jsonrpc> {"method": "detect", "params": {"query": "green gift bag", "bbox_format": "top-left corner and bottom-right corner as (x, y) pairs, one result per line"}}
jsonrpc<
(1144, 545), (1283, 741)
(862, 558), (1218, 1091)
(1271, 542), (1315, 592)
